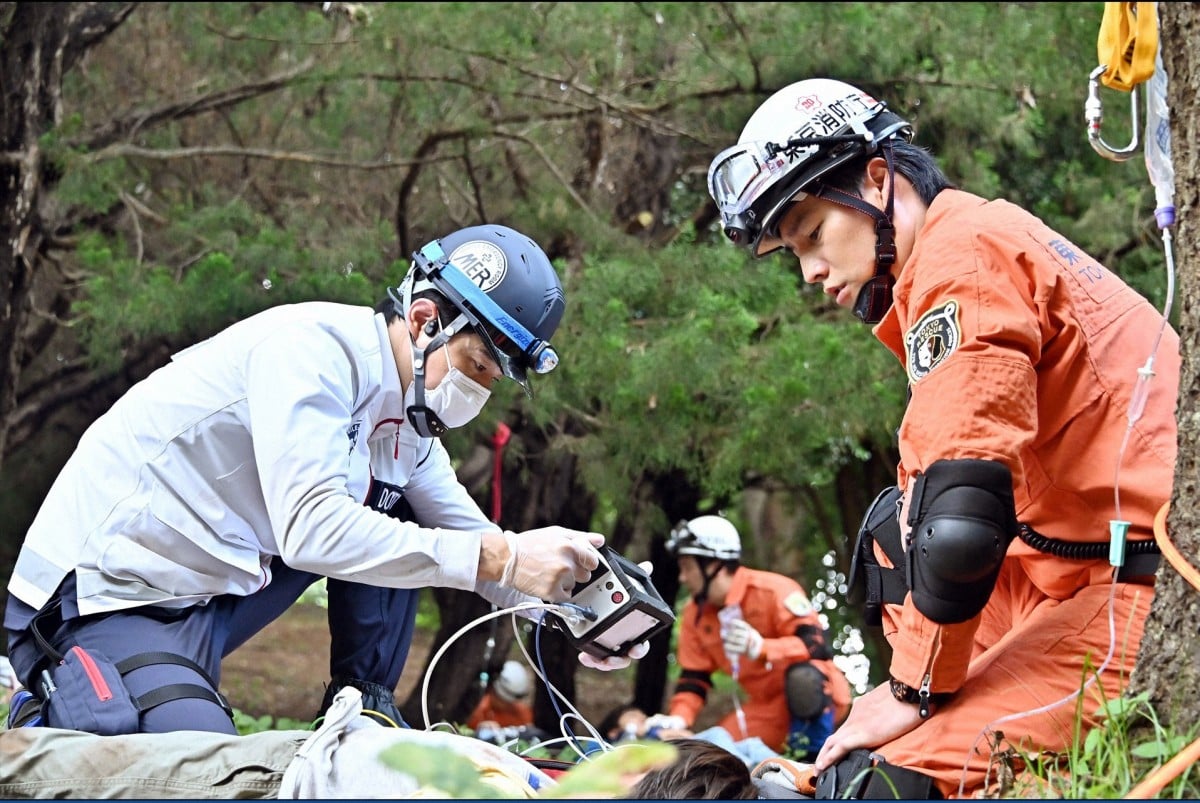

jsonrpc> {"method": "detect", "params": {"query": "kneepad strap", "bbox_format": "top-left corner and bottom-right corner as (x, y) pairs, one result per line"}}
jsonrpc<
(848, 485), (908, 626)
(906, 458), (1019, 624)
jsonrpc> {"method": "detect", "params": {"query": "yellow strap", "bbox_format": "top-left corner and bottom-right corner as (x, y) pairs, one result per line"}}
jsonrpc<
(1097, 1), (1159, 91)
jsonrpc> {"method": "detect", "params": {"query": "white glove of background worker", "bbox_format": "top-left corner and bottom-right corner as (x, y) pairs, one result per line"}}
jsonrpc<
(575, 560), (655, 672)
(498, 527), (604, 601)
(642, 713), (688, 733)
(721, 618), (764, 660)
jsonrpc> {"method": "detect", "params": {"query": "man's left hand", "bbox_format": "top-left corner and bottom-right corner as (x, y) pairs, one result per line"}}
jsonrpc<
(722, 619), (763, 660)
(814, 682), (925, 773)
(578, 639), (649, 671)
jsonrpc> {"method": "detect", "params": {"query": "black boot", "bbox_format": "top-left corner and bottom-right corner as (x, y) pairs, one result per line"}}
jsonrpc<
(316, 677), (407, 728)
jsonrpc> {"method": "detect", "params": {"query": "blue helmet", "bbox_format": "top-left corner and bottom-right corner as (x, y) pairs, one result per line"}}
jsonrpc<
(396, 224), (566, 395)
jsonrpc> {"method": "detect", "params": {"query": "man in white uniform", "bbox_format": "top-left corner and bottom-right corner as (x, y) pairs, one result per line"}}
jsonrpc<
(4, 223), (641, 734)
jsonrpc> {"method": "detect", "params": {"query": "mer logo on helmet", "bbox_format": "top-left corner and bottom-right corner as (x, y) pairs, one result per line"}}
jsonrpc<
(449, 240), (507, 293)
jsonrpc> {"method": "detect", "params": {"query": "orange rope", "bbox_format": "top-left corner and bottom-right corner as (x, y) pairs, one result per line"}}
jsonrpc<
(1123, 501), (1200, 799)
(1151, 501), (1200, 592)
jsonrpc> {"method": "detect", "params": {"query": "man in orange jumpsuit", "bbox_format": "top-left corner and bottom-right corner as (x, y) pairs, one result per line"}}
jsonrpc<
(706, 78), (1178, 797)
(645, 515), (852, 759)
(467, 659), (534, 733)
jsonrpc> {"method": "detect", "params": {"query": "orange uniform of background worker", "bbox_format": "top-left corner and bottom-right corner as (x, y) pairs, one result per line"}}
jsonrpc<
(467, 659), (534, 731)
(652, 515), (851, 757)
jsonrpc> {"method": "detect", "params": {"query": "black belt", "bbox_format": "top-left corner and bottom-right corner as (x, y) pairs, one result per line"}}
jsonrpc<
(1019, 524), (1160, 584)
(1115, 550), (1161, 583)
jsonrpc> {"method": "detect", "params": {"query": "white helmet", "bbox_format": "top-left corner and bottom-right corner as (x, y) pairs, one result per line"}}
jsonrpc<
(707, 78), (912, 257)
(493, 660), (531, 703)
(667, 515), (742, 561)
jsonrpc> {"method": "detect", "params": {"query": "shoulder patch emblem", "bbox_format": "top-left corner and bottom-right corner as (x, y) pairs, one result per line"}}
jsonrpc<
(784, 590), (814, 617)
(904, 300), (961, 383)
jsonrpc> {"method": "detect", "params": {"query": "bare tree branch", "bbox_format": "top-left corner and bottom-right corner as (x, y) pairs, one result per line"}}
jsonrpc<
(73, 56), (318, 150)
(495, 131), (600, 223)
(82, 142), (458, 170)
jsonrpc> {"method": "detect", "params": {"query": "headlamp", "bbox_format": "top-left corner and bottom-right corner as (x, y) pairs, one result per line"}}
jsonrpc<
(664, 519), (696, 556)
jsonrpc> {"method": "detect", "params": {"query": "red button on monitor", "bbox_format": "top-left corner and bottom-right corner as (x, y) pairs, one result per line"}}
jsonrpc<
(611, 591), (625, 604)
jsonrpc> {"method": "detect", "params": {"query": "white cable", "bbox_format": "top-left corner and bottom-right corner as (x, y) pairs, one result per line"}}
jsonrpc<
(511, 614), (611, 760)
(418, 596), (615, 766)
(418, 600), (560, 730)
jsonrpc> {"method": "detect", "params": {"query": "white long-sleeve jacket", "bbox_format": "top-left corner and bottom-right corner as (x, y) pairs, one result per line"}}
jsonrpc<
(8, 302), (527, 617)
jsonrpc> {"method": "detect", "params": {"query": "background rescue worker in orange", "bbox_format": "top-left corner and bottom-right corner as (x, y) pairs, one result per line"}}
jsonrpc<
(644, 515), (852, 759)
(707, 78), (1178, 798)
(467, 659), (534, 732)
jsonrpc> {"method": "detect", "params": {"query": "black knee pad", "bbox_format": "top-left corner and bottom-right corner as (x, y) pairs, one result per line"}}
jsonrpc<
(905, 459), (1018, 624)
(784, 662), (830, 721)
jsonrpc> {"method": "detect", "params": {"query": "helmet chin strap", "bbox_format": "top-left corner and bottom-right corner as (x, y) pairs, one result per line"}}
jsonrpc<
(691, 558), (726, 623)
(405, 336), (449, 438)
(813, 143), (899, 325)
(390, 281), (458, 439)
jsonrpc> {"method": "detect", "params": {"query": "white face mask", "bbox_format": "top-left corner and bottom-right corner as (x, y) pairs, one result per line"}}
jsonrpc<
(423, 361), (491, 428)
(406, 330), (491, 432)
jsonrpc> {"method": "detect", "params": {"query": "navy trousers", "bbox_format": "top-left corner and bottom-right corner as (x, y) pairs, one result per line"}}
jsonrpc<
(4, 563), (419, 734)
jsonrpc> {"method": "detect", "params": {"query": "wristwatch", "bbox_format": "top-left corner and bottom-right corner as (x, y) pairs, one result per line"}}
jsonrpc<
(889, 675), (950, 719)
(888, 676), (922, 705)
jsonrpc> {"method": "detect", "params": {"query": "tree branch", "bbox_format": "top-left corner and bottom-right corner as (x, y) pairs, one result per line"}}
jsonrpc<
(72, 56), (318, 150)
(82, 142), (458, 170)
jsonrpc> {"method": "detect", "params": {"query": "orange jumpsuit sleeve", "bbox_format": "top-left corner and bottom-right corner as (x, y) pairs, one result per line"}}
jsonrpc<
(748, 573), (824, 667)
(667, 600), (713, 727)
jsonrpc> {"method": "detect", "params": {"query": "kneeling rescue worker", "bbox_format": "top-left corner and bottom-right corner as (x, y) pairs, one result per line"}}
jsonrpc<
(706, 77), (1178, 797)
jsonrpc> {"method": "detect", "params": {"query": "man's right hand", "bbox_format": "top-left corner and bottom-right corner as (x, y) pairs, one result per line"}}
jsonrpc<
(496, 527), (604, 600)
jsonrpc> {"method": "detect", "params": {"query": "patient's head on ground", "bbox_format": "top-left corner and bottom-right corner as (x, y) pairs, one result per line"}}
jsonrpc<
(625, 737), (757, 799)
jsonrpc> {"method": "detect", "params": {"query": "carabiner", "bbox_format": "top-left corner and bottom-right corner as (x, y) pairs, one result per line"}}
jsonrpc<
(1085, 64), (1141, 162)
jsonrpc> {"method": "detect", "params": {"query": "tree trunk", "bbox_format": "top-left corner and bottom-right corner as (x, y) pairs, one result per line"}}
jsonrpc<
(0, 2), (131, 472)
(1130, 1), (1200, 728)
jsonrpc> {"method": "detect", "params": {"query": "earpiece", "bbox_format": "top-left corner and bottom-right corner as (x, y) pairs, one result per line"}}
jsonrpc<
(424, 321), (438, 336)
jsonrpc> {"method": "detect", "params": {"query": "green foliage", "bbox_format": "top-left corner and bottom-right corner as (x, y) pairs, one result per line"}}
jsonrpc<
(233, 709), (313, 735)
(540, 741), (677, 799)
(375, 738), (674, 799)
(992, 686), (1200, 798)
(378, 742), (509, 798)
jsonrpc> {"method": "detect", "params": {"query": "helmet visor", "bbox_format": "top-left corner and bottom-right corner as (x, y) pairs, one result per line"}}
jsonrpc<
(665, 519), (696, 556)
(708, 140), (819, 254)
(414, 243), (559, 392)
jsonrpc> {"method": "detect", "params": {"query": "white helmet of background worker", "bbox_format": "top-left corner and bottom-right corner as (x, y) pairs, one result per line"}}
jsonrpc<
(666, 515), (742, 561)
(707, 78), (914, 323)
(388, 223), (566, 437)
(493, 660), (532, 704)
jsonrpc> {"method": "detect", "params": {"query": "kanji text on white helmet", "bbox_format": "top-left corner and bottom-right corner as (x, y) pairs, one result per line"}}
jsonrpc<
(707, 78), (912, 257)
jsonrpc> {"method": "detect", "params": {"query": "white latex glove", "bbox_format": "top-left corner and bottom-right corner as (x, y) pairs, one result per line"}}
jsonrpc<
(642, 713), (688, 733)
(577, 639), (649, 671)
(0, 655), (18, 690)
(499, 527), (604, 601)
(721, 619), (764, 660)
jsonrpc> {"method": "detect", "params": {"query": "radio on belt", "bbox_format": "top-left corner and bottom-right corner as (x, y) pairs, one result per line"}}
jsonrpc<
(545, 546), (675, 659)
